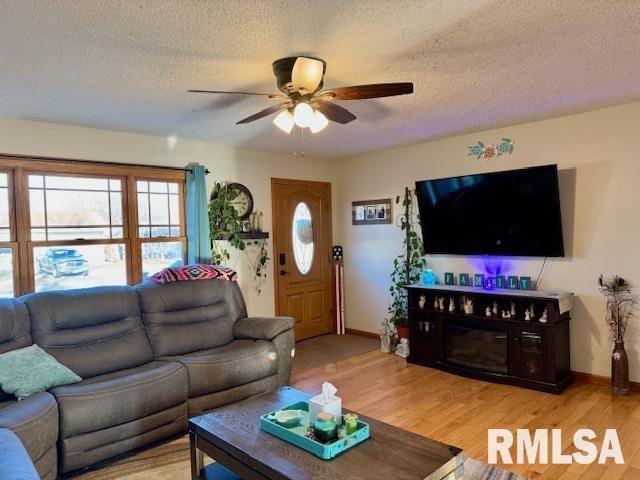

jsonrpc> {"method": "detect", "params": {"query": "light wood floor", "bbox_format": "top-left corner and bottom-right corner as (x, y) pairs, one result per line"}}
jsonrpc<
(75, 350), (640, 480)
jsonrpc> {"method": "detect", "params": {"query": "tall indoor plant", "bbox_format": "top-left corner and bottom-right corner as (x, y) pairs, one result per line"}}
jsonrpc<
(598, 275), (638, 396)
(388, 187), (426, 339)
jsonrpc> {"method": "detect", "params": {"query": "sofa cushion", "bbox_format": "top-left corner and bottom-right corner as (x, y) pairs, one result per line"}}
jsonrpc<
(22, 286), (155, 378)
(0, 392), (59, 476)
(50, 361), (188, 439)
(135, 279), (248, 357)
(0, 428), (40, 480)
(162, 340), (279, 398)
(0, 344), (81, 400)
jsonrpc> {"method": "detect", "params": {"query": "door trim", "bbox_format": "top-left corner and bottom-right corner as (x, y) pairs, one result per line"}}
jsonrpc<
(271, 177), (333, 323)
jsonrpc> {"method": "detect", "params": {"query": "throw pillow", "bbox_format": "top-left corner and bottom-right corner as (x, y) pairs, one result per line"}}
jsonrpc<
(0, 344), (81, 400)
(147, 264), (238, 284)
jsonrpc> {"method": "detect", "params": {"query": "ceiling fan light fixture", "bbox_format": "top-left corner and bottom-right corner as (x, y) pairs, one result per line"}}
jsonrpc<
(273, 110), (295, 133)
(309, 111), (329, 134)
(293, 102), (314, 128)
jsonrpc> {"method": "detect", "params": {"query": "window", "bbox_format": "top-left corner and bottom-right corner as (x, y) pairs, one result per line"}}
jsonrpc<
(0, 172), (16, 297)
(0, 158), (187, 296)
(292, 201), (314, 275)
(29, 175), (123, 241)
(137, 180), (185, 280)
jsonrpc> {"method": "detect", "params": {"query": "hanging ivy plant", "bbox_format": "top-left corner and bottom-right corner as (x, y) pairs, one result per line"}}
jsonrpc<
(208, 182), (270, 294)
(388, 187), (426, 327)
(209, 182), (246, 264)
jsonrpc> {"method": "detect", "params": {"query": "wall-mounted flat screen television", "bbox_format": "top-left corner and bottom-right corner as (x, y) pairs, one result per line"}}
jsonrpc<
(415, 164), (565, 257)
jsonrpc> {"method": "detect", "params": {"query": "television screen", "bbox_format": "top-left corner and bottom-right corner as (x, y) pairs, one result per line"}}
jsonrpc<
(415, 165), (565, 257)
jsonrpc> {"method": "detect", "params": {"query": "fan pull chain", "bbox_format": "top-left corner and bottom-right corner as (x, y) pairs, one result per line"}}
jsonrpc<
(291, 125), (306, 161)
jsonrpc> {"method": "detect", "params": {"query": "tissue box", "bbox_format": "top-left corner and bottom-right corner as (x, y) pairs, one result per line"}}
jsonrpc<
(308, 394), (342, 425)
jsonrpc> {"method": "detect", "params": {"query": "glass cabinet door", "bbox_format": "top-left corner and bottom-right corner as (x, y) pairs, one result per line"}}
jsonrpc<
(515, 329), (546, 381)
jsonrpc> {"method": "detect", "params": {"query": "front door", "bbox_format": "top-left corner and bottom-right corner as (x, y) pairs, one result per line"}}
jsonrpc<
(272, 178), (333, 341)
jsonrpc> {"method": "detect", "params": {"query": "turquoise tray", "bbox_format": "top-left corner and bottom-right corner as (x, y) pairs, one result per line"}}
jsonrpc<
(259, 401), (370, 460)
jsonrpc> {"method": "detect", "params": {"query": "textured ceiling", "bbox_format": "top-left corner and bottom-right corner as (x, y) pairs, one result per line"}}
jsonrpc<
(1, 0), (639, 159)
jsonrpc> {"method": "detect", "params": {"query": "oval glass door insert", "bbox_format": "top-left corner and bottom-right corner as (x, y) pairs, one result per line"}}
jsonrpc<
(292, 202), (314, 275)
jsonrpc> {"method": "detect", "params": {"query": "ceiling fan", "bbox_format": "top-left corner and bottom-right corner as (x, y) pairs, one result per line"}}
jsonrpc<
(188, 56), (414, 134)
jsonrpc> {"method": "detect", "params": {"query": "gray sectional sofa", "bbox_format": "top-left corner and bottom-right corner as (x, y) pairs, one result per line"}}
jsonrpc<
(0, 279), (295, 478)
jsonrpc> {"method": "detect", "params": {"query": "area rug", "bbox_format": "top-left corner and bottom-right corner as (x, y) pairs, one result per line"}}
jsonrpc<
(292, 334), (379, 374)
(465, 456), (528, 480)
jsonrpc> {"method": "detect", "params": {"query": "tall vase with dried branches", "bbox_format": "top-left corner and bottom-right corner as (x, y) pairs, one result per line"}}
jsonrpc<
(598, 275), (639, 396)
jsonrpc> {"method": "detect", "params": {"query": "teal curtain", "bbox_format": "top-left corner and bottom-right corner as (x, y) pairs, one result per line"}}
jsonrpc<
(186, 164), (211, 264)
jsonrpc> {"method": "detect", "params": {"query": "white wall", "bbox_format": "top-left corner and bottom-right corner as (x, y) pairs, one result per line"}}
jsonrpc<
(336, 101), (640, 380)
(0, 117), (337, 316)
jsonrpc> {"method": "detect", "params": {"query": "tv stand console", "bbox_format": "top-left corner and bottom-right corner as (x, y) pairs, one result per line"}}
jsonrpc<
(405, 284), (573, 394)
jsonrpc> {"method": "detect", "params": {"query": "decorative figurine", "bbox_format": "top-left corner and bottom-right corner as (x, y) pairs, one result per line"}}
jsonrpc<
(524, 309), (531, 321)
(492, 301), (499, 315)
(395, 338), (410, 358)
(433, 297), (439, 310)
(418, 294), (426, 309)
(540, 308), (548, 323)
(485, 306), (492, 317)
(438, 297), (445, 312)
(510, 302), (516, 316)
(380, 319), (393, 353)
(501, 310), (511, 319)
(464, 298), (474, 315)
(449, 297), (456, 313)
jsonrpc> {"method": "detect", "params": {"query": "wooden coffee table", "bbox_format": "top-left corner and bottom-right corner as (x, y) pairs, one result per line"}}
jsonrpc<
(189, 387), (463, 480)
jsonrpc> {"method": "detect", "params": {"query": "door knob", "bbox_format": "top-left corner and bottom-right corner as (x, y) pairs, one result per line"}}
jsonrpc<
(279, 270), (289, 276)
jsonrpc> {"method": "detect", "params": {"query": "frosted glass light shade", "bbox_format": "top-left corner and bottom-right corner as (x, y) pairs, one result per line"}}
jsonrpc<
(309, 111), (329, 134)
(273, 110), (294, 133)
(293, 102), (314, 128)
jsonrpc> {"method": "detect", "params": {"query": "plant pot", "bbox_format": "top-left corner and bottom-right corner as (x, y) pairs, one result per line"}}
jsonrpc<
(396, 326), (410, 340)
(612, 341), (630, 397)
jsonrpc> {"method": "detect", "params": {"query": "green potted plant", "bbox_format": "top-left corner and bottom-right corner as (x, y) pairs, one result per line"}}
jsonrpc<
(598, 275), (638, 396)
(388, 187), (426, 339)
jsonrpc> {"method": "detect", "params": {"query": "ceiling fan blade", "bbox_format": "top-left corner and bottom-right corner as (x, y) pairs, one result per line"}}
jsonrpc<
(313, 99), (357, 124)
(236, 102), (291, 124)
(188, 89), (282, 97)
(318, 82), (414, 100)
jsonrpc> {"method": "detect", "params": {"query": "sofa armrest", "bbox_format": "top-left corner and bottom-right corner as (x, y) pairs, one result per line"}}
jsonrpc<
(233, 316), (294, 341)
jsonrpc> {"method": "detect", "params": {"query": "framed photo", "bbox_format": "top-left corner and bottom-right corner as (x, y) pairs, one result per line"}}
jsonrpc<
(365, 205), (376, 220)
(352, 199), (392, 225)
(474, 273), (485, 288)
(507, 276), (519, 289)
(444, 272), (454, 285)
(459, 273), (470, 286)
(519, 276), (531, 290)
(496, 275), (506, 289)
